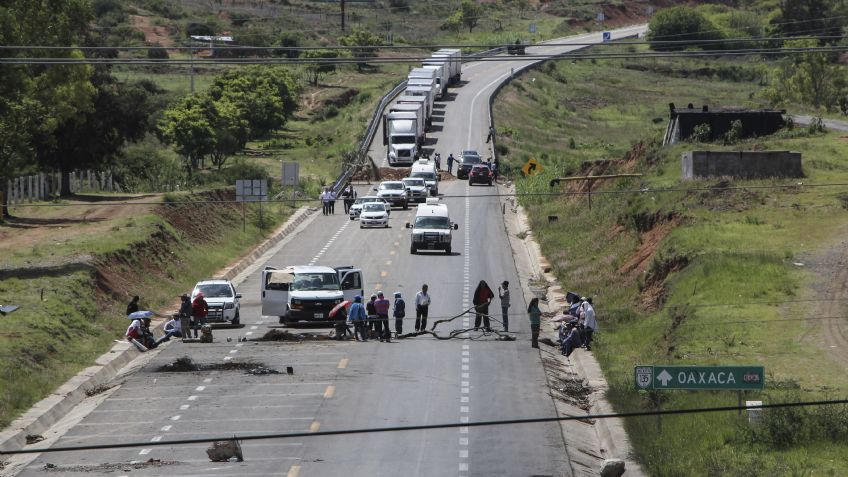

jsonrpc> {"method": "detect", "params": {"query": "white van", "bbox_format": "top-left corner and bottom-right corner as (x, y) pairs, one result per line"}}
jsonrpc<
(410, 158), (439, 195)
(261, 266), (364, 324)
(406, 198), (458, 254)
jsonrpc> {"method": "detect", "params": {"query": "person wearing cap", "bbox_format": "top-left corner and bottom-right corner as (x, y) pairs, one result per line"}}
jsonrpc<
(415, 284), (431, 332)
(366, 294), (378, 338)
(178, 294), (192, 340)
(498, 280), (511, 332)
(191, 292), (208, 340)
(374, 292), (391, 342)
(579, 297), (597, 351)
(393, 291), (406, 336)
(348, 296), (368, 342)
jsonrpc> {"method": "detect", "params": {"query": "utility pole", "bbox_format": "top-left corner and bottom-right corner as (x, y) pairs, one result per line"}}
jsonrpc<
(341, 0), (346, 32)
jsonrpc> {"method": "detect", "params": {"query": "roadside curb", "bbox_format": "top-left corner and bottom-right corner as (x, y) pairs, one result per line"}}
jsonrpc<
(0, 205), (317, 455)
(497, 183), (644, 476)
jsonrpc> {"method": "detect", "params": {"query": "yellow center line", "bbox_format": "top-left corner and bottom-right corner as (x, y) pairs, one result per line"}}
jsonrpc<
(381, 271), (388, 278)
(337, 358), (349, 369)
(324, 385), (336, 399)
(390, 250), (396, 255)
(287, 465), (301, 477)
(385, 260), (392, 265)
(310, 421), (321, 433)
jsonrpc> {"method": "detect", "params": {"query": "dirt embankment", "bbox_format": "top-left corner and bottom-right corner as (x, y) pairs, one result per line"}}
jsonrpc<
(94, 190), (242, 303)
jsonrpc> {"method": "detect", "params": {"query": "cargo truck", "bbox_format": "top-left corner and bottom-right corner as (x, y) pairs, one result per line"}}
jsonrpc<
(421, 61), (448, 97)
(407, 77), (439, 109)
(408, 68), (442, 100)
(388, 102), (425, 146)
(404, 85), (434, 128)
(383, 111), (421, 166)
(433, 49), (461, 83)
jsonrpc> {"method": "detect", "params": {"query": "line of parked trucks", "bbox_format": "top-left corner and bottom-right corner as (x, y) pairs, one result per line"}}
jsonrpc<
(383, 48), (462, 166)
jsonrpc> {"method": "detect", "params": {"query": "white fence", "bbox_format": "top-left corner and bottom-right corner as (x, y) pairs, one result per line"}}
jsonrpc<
(7, 170), (117, 204)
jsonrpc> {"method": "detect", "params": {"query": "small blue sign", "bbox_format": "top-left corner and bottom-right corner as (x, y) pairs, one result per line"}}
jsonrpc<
(602, 31), (611, 42)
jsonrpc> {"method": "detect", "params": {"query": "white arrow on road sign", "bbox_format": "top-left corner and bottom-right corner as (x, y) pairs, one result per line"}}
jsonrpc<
(657, 370), (673, 386)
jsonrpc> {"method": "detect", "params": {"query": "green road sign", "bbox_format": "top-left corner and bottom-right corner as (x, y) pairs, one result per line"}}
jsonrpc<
(635, 365), (764, 391)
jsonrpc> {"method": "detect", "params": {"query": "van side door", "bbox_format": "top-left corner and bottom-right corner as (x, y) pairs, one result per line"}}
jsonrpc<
(261, 267), (290, 317)
(338, 268), (364, 302)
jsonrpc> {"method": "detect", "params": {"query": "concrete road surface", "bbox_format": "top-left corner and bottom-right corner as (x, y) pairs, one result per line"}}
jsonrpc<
(15, 25), (644, 477)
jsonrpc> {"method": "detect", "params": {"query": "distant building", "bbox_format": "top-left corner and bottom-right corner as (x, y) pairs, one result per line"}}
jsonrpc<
(663, 103), (786, 145)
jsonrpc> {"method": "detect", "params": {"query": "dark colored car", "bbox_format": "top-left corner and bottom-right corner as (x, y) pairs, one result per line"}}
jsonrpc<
(468, 164), (494, 186)
(507, 40), (526, 55)
(457, 150), (482, 179)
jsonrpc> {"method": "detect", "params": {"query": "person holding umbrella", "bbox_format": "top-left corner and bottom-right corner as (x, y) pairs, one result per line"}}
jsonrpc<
(329, 299), (353, 340)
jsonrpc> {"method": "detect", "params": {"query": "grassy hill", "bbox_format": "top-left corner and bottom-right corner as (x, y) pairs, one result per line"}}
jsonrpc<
(494, 46), (848, 475)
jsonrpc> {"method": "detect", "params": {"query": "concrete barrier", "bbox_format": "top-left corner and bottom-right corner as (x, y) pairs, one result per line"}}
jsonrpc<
(682, 150), (803, 179)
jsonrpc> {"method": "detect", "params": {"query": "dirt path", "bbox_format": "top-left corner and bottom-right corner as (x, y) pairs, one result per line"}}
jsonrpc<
(0, 194), (159, 254)
(129, 14), (173, 47)
(801, 229), (848, 366)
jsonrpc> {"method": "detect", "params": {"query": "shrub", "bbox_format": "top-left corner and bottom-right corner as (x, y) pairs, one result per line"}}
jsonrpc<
(689, 123), (712, 142)
(147, 44), (169, 60)
(495, 143), (509, 156)
(647, 7), (724, 51)
(724, 119), (743, 144)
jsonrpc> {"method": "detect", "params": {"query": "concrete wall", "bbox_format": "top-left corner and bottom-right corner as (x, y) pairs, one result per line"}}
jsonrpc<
(682, 150), (803, 179)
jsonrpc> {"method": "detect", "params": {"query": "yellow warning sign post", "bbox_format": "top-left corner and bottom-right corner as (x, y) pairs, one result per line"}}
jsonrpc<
(522, 159), (542, 176)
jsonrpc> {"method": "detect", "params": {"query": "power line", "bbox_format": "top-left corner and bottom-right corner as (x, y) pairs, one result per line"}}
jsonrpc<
(3, 398), (846, 455)
(10, 181), (848, 209)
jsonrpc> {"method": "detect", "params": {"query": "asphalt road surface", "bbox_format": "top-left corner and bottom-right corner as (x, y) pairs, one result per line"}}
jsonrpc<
(15, 25), (644, 477)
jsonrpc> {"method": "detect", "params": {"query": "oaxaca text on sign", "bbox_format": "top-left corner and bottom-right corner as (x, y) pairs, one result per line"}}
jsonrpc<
(634, 365), (765, 391)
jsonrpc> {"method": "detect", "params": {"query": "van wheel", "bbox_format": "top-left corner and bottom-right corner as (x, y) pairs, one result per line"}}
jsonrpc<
(232, 310), (240, 326)
(410, 246), (417, 254)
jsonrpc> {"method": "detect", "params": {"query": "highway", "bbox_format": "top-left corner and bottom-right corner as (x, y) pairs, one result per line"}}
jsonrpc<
(13, 25), (645, 477)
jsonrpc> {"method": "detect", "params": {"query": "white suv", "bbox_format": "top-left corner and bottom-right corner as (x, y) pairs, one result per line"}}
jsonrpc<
(191, 279), (242, 325)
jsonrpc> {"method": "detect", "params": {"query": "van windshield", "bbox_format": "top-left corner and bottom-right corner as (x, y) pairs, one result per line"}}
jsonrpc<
(291, 273), (340, 291)
(411, 171), (436, 181)
(414, 216), (451, 229)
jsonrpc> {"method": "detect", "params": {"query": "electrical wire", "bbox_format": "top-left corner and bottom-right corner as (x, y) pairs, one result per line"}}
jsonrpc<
(3, 398), (847, 455)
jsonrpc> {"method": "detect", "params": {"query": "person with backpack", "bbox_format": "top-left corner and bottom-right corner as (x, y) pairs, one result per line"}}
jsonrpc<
(191, 292), (208, 340)
(348, 296), (368, 342)
(393, 291), (406, 336)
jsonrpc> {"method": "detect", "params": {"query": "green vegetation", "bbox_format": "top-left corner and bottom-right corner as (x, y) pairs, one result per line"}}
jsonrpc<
(495, 49), (848, 475)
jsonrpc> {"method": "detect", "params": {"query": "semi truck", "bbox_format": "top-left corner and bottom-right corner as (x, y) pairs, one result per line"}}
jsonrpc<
(396, 95), (431, 129)
(408, 68), (442, 100)
(433, 49), (461, 83)
(383, 111), (422, 166)
(388, 102), (425, 145)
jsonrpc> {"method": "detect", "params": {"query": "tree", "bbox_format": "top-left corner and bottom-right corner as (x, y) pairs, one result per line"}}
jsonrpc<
(765, 39), (846, 111)
(338, 29), (383, 71)
(0, 0), (94, 214)
(208, 99), (250, 170)
(158, 95), (217, 177)
(769, 0), (843, 38)
(510, 0), (529, 19)
(441, 11), (462, 33)
(302, 49), (339, 86)
(647, 7), (724, 51)
(460, 0), (483, 33)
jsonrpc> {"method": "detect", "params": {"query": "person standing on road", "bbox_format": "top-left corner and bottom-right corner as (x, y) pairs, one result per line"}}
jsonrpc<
(328, 189), (337, 214)
(178, 294), (192, 340)
(191, 292), (208, 340)
(498, 281), (511, 332)
(320, 188), (330, 216)
(348, 296), (368, 342)
(528, 297), (541, 348)
(126, 295), (140, 316)
(342, 185), (356, 214)
(366, 294), (378, 337)
(447, 154), (455, 175)
(393, 291), (406, 336)
(579, 297), (597, 351)
(473, 280), (494, 331)
(374, 291), (391, 342)
(486, 126), (496, 143)
(415, 284), (431, 332)
(434, 152), (441, 171)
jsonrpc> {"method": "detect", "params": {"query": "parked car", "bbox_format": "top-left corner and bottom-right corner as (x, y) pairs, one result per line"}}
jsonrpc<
(375, 181), (409, 209)
(457, 150), (482, 179)
(507, 40), (526, 55)
(402, 177), (429, 203)
(468, 164), (494, 186)
(191, 279), (241, 325)
(359, 202), (390, 228)
(349, 196), (389, 220)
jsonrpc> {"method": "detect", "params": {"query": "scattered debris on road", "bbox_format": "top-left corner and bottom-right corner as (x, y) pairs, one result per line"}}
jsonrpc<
(253, 329), (330, 342)
(85, 383), (116, 397)
(245, 366), (280, 375)
(42, 459), (177, 472)
(157, 356), (281, 375)
(25, 434), (44, 444)
(543, 356), (592, 412)
(207, 438), (243, 462)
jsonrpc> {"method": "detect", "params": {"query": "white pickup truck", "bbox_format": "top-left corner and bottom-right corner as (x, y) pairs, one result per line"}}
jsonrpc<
(261, 266), (364, 324)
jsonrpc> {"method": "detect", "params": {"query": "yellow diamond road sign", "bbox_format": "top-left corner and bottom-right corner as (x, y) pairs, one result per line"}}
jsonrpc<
(522, 158), (542, 176)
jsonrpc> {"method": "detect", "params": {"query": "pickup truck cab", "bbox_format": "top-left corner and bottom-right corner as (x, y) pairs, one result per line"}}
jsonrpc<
(261, 266), (364, 324)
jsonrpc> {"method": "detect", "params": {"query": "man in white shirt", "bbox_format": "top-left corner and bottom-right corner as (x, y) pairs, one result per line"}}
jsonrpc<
(319, 188), (330, 215)
(414, 284), (431, 332)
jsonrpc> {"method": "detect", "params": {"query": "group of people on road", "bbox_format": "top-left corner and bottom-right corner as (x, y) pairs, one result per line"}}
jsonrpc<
(343, 285), (429, 342)
(124, 293), (210, 348)
(319, 187), (337, 215)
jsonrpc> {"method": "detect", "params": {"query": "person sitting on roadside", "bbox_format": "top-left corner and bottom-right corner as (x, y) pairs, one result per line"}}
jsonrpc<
(156, 315), (182, 345)
(561, 322), (581, 357)
(127, 317), (157, 349)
